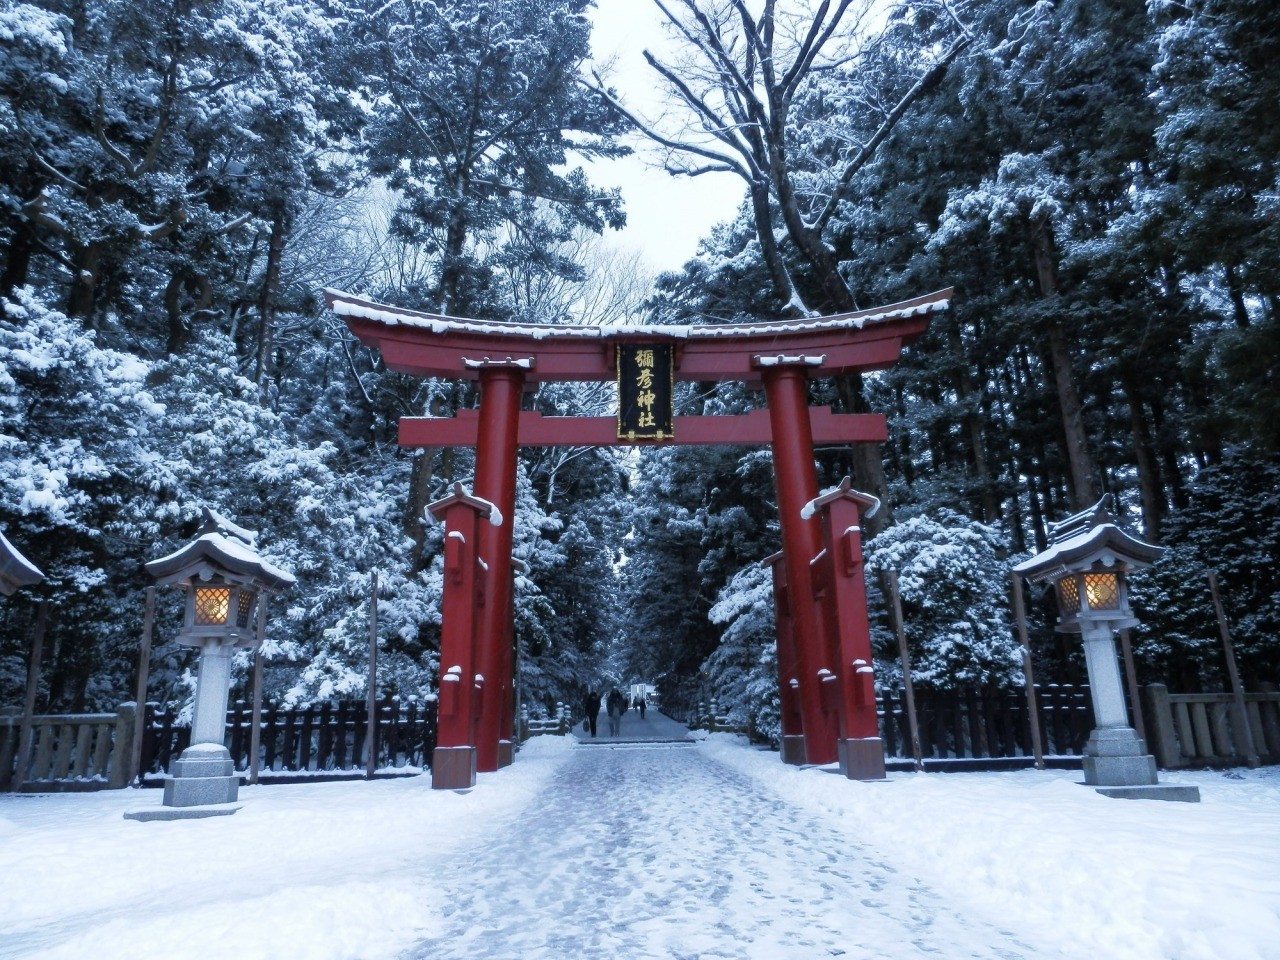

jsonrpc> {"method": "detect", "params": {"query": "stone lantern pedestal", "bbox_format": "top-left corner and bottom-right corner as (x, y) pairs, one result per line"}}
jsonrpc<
(126, 509), (294, 822)
(1013, 498), (1199, 803)
(164, 642), (241, 808)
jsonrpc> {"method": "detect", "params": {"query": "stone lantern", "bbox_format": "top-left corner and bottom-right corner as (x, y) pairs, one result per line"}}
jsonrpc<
(142, 508), (294, 814)
(1014, 497), (1198, 802)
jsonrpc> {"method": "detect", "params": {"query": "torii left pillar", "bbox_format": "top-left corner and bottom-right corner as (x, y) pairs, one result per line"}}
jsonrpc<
(428, 483), (497, 789)
(472, 362), (526, 772)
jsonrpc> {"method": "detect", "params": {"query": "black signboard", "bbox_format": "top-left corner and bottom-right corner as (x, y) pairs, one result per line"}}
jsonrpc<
(616, 343), (674, 441)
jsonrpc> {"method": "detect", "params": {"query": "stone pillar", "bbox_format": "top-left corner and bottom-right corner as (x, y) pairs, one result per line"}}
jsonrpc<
(163, 641), (240, 807)
(763, 366), (837, 765)
(1079, 621), (1157, 787)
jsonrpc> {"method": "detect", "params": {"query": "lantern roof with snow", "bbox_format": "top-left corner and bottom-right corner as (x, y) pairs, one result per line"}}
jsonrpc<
(1013, 496), (1163, 584)
(0, 529), (44, 596)
(145, 508), (295, 590)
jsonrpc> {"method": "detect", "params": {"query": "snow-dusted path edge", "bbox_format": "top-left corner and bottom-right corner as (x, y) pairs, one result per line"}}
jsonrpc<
(0, 737), (576, 960)
(701, 734), (1280, 960)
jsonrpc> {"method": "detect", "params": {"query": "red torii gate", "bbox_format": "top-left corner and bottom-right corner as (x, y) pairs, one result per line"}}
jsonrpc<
(326, 287), (948, 787)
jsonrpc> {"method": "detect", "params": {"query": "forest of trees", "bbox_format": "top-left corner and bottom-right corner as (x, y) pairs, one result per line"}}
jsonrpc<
(1, 0), (1276, 741)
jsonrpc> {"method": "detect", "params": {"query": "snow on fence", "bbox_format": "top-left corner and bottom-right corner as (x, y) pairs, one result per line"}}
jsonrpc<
(1144, 682), (1280, 768)
(0, 704), (136, 792)
(141, 695), (436, 783)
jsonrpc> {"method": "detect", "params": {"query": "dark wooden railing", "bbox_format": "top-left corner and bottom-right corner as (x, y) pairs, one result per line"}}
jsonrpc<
(879, 684), (1092, 767)
(140, 695), (437, 782)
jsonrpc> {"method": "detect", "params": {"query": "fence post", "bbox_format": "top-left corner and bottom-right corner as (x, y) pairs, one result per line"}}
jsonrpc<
(1143, 683), (1182, 769)
(889, 571), (924, 771)
(107, 703), (137, 789)
(12, 600), (49, 792)
(128, 587), (154, 787)
(249, 596), (268, 785)
(1208, 570), (1260, 768)
(365, 571), (379, 780)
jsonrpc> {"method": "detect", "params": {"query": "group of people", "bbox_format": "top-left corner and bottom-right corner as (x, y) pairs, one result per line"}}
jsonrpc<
(582, 687), (648, 737)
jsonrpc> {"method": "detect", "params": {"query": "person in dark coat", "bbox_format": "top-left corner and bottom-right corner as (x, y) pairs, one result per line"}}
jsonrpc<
(606, 688), (625, 736)
(638, 696), (647, 720)
(584, 691), (602, 737)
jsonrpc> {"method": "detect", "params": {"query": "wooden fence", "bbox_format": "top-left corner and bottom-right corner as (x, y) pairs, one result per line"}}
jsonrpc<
(141, 696), (437, 782)
(879, 684), (1093, 767)
(683, 685), (1094, 769)
(1144, 683), (1280, 768)
(0, 704), (137, 792)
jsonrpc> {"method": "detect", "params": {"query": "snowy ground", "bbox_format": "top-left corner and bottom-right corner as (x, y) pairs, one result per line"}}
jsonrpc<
(1, 719), (1277, 960)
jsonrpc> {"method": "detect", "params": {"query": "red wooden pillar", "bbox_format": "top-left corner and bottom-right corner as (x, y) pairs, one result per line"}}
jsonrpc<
(472, 363), (525, 772)
(428, 483), (495, 789)
(763, 552), (806, 764)
(812, 479), (886, 780)
(761, 362), (838, 764)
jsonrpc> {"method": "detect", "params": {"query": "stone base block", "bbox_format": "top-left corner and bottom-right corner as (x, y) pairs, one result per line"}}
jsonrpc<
(1093, 783), (1201, 803)
(780, 735), (806, 766)
(1083, 726), (1158, 786)
(160, 743), (240, 808)
(497, 740), (514, 768)
(838, 737), (887, 781)
(432, 745), (477, 790)
(164, 773), (240, 807)
(125, 804), (243, 822)
(1084, 753), (1159, 786)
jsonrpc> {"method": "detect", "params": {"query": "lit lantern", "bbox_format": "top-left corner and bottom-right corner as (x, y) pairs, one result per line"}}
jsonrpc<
(143, 508), (294, 812)
(1013, 497), (1198, 801)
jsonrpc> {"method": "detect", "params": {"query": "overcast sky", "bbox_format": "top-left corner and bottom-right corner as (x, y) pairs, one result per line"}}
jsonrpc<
(584, 1), (746, 272)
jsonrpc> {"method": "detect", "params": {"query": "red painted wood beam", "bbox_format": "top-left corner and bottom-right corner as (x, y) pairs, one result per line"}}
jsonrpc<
(398, 408), (886, 448)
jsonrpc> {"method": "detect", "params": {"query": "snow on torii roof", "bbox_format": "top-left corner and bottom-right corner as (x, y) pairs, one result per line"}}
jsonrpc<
(0, 528), (44, 596)
(324, 287), (950, 383)
(146, 508), (295, 590)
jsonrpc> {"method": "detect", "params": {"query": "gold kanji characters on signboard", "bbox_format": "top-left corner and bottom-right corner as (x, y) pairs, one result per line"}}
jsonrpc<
(617, 343), (673, 440)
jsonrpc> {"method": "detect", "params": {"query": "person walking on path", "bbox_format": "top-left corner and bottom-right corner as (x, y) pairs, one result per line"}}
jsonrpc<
(606, 688), (625, 737)
(637, 697), (647, 720)
(583, 690), (601, 738)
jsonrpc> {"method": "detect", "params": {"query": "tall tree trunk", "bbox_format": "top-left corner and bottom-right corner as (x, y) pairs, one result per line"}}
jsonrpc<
(836, 373), (892, 536)
(948, 324), (999, 522)
(406, 451), (434, 571)
(747, 181), (802, 315)
(256, 203), (291, 395)
(1122, 378), (1164, 541)
(1031, 214), (1097, 509)
(1, 219), (37, 299)
(66, 243), (104, 319)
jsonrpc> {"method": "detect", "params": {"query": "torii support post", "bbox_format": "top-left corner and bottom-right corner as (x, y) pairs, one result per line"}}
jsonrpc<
(428, 483), (496, 789)
(472, 363), (525, 772)
(763, 552), (806, 765)
(762, 362), (838, 765)
(811, 479), (886, 781)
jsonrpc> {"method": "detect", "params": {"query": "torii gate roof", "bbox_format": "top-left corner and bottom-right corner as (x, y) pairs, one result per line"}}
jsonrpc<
(325, 287), (950, 383)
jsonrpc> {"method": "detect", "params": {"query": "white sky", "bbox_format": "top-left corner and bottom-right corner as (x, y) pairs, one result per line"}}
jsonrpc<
(583, 1), (747, 272)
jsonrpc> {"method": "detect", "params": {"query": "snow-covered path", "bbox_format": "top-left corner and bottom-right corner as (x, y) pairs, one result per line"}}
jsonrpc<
(4, 731), (1277, 960)
(402, 741), (1040, 960)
